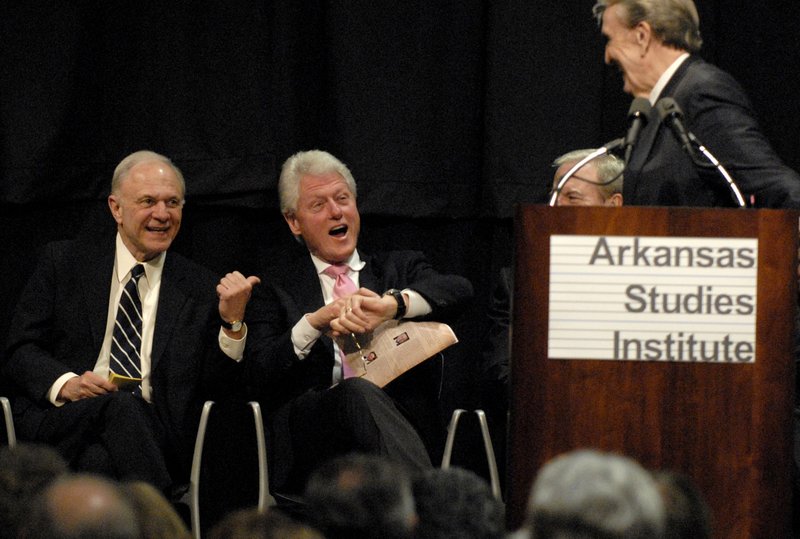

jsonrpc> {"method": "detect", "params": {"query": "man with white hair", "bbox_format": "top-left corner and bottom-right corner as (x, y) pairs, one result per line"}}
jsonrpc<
(593, 0), (800, 207)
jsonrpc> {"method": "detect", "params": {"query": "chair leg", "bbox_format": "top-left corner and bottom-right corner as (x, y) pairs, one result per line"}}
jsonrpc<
(1, 396), (16, 449)
(248, 401), (276, 509)
(440, 408), (502, 501)
(190, 400), (215, 539)
(441, 408), (466, 468)
(475, 410), (502, 500)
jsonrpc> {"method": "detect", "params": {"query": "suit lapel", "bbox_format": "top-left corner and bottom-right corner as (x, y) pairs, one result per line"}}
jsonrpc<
(358, 252), (379, 292)
(151, 253), (188, 372)
(626, 55), (698, 199)
(77, 241), (116, 352)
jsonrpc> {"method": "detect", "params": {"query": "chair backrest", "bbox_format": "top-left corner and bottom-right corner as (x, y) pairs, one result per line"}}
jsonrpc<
(1, 396), (17, 448)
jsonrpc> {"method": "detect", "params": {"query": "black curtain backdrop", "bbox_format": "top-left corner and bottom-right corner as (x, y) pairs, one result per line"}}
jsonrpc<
(2, 0), (799, 481)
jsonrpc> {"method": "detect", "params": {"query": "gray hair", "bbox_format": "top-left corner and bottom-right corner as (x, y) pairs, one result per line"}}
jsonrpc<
(111, 150), (186, 197)
(552, 149), (624, 198)
(279, 150), (357, 214)
(592, 0), (703, 53)
(527, 449), (665, 539)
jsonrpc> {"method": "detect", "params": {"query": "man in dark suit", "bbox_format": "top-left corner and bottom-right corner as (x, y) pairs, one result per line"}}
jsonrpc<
(593, 0), (800, 208)
(2, 150), (260, 494)
(247, 149), (473, 492)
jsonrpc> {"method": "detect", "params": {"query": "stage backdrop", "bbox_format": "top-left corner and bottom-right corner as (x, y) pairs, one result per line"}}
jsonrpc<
(2, 0), (799, 498)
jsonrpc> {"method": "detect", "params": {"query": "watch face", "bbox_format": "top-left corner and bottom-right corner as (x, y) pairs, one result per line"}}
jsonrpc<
(230, 321), (243, 332)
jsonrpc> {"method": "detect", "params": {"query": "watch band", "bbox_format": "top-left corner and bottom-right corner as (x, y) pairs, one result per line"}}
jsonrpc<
(221, 319), (243, 332)
(384, 289), (406, 320)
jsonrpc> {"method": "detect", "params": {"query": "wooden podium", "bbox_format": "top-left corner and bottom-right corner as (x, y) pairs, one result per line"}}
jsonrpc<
(506, 205), (797, 538)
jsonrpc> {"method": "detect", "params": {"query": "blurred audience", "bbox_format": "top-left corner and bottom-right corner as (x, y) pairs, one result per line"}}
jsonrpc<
(122, 480), (191, 539)
(524, 449), (665, 539)
(20, 473), (140, 539)
(208, 507), (323, 539)
(0, 443), (69, 539)
(412, 466), (505, 539)
(303, 453), (418, 539)
(652, 470), (712, 539)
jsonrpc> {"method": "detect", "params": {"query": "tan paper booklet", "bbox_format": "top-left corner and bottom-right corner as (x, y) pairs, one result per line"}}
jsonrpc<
(336, 320), (458, 387)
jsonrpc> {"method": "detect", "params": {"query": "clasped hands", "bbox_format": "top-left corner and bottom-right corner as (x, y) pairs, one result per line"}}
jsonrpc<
(331, 288), (400, 337)
(309, 288), (397, 338)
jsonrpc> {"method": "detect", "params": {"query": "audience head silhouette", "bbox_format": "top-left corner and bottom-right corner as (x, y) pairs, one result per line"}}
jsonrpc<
(525, 449), (665, 539)
(304, 453), (417, 539)
(21, 473), (140, 539)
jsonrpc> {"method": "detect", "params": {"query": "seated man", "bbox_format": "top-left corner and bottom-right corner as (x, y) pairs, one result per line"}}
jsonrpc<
(247, 149), (473, 492)
(2, 150), (259, 495)
(480, 149), (624, 485)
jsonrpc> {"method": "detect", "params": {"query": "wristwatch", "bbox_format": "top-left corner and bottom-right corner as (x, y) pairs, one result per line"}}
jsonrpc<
(221, 319), (244, 332)
(384, 289), (407, 320)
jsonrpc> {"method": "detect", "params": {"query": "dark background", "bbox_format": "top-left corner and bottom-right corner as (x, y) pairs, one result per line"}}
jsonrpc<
(2, 0), (799, 496)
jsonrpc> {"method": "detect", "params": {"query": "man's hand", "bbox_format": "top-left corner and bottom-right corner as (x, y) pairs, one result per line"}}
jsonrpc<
(58, 371), (116, 402)
(306, 297), (349, 332)
(217, 271), (261, 336)
(329, 288), (397, 336)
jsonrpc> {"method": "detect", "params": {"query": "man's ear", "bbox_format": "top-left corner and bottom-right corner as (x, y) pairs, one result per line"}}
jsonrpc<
(635, 21), (652, 52)
(283, 212), (302, 236)
(606, 193), (624, 207)
(108, 195), (123, 225)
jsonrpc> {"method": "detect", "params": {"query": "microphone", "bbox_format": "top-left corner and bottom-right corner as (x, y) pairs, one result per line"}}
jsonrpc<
(654, 97), (746, 207)
(623, 97), (652, 164)
(548, 138), (624, 206)
(654, 97), (701, 164)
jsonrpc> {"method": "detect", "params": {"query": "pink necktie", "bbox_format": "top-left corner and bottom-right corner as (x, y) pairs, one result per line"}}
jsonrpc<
(323, 264), (358, 378)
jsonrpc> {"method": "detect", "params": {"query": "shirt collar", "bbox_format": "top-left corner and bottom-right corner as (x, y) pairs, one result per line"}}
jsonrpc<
(311, 251), (365, 276)
(649, 52), (690, 104)
(114, 233), (166, 284)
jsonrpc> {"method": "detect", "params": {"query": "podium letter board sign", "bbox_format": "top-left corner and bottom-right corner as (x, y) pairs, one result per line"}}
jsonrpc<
(506, 205), (797, 538)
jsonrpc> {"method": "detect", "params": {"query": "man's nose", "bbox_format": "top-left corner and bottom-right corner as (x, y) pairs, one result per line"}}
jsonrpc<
(152, 201), (170, 219)
(326, 199), (343, 218)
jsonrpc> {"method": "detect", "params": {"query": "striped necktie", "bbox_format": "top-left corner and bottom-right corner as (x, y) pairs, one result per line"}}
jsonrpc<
(110, 264), (145, 392)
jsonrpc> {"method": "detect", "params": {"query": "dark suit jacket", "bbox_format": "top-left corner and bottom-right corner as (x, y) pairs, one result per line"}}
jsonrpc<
(1, 235), (242, 481)
(625, 55), (800, 208)
(245, 245), (472, 488)
(246, 246), (474, 415)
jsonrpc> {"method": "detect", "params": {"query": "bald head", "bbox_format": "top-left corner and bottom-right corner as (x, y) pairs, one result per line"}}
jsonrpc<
(24, 474), (139, 539)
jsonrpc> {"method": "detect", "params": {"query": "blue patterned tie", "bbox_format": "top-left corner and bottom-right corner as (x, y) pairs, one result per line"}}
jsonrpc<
(110, 264), (145, 392)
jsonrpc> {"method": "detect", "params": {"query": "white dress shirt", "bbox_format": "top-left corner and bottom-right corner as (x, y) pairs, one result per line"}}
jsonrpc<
(49, 233), (245, 404)
(290, 251), (432, 383)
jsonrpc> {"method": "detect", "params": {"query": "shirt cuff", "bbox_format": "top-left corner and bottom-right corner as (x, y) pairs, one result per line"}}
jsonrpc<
(49, 372), (80, 406)
(291, 315), (323, 358)
(218, 324), (247, 361)
(402, 289), (432, 318)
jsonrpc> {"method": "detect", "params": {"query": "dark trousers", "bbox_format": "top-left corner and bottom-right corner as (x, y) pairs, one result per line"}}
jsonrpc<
(35, 391), (173, 491)
(273, 377), (432, 493)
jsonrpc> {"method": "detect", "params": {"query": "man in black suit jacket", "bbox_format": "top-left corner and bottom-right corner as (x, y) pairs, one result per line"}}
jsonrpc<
(593, 0), (800, 208)
(247, 150), (473, 492)
(2, 150), (260, 494)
